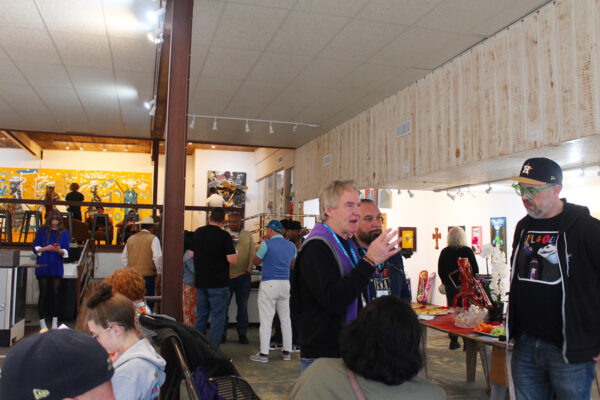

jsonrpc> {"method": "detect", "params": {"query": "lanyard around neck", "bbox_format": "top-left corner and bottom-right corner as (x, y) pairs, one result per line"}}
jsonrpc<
(323, 224), (359, 266)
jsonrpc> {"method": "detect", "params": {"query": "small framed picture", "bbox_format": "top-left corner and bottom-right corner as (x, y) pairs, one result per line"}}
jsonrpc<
(471, 226), (482, 254)
(398, 227), (417, 252)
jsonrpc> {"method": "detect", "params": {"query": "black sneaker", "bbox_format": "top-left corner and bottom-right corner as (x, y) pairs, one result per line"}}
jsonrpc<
(239, 335), (249, 344)
(269, 342), (282, 350)
(221, 335), (227, 344)
(449, 339), (460, 350)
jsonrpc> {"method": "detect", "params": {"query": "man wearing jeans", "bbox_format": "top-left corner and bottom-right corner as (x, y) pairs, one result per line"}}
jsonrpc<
(224, 213), (255, 344)
(508, 157), (600, 399)
(250, 220), (296, 363)
(193, 208), (237, 348)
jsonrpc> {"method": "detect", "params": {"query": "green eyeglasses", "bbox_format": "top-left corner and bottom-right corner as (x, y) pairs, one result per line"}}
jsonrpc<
(512, 183), (554, 199)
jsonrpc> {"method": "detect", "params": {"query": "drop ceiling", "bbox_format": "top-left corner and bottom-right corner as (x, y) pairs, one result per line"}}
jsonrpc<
(0, 0), (551, 150)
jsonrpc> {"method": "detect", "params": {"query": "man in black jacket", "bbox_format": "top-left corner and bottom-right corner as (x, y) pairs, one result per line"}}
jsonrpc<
(508, 157), (600, 399)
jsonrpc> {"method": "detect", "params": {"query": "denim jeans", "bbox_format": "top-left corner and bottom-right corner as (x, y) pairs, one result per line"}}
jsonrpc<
(194, 287), (230, 348)
(143, 275), (156, 310)
(300, 357), (318, 373)
(512, 333), (596, 400)
(225, 274), (251, 336)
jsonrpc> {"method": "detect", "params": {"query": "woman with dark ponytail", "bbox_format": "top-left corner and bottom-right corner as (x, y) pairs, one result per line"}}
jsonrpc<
(86, 282), (165, 400)
(33, 209), (70, 330)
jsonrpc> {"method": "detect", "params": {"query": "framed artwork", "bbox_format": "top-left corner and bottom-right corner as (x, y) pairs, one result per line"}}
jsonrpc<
(471, 226), (482, 254)
(377, 188), (392, 209)
(381, 212), (387, 231)
(399, 227), (417, 252)
(490, 217), (507, 261)
(207, 170), (247, 207)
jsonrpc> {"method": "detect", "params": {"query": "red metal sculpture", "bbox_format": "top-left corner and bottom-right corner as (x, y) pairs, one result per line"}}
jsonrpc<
(452, 257), (493, 309)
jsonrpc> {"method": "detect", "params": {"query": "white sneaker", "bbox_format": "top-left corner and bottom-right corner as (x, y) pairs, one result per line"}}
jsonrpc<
(282, 351), (291, 361)
(249, 353), (268, 363)
(291, 344), (301, 353)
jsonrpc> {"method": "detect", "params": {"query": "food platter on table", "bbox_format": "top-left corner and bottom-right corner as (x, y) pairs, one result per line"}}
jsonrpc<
(412, 304), (452, 316)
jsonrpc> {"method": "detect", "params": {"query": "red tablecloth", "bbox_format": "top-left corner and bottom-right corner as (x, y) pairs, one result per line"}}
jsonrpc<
(422, 314), (475, 335)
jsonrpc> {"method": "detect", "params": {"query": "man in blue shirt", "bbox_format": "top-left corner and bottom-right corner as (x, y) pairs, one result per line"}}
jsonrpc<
(250, 220), (297, 363)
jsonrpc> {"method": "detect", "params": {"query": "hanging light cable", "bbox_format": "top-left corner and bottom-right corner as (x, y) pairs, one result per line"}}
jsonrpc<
(212, 118), (218, 131)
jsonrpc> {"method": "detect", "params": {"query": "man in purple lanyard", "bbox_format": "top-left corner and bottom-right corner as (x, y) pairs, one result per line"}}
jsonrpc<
(292, 180), (401, 373)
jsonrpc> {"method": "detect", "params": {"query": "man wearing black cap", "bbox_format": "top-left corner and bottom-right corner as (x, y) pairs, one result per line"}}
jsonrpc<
(0, 329), (116, 399)
(508, 157), (600, 399)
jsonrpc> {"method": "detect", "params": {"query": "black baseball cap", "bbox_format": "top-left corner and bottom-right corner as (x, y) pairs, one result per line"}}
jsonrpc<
(511, 157), (563, 185)
(0, 329), (114, 400)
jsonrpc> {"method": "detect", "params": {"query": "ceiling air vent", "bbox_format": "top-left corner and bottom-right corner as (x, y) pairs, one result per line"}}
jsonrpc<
(396, 120), (411, 138)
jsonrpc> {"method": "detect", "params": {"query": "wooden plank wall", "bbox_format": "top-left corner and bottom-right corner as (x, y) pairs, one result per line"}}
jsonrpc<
(294, 0), (600, 202)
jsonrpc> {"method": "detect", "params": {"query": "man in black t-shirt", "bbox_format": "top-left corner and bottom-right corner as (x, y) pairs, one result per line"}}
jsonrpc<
(193, 208), (238, 348)
(508, 157), (600, 399)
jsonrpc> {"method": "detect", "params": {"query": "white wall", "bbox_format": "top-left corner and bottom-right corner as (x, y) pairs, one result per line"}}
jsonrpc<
(190, 149), (258, 231)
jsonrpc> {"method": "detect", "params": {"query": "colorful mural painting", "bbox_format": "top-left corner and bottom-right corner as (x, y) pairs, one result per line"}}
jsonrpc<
(0, 168), (153, 234)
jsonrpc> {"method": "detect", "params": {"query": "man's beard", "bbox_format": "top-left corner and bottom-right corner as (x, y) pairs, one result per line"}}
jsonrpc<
(357, 229), (381, 245)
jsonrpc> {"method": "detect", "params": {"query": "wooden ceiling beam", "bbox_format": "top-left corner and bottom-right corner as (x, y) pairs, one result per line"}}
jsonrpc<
(2, 130), (42, 159)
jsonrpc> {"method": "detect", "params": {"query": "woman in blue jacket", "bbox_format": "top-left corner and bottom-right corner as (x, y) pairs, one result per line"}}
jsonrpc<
(33, 209), (70, 330)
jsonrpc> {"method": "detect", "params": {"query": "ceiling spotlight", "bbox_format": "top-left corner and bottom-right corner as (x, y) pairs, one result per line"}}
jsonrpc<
(245, 120), (250, 133)
(144, 96), (156, 110)
(188, 141), (192, 146)
(408, 190), (414, 198)
(457, 188), (464, 197)
(269, 122), (274, 135)
(79, 144), (83, 151)
(65, 143), (70, 150)
(292, 124), (298, 133)
(149, 103), (156, 116)
(212, 118), (218, 131)
(189, 117), (195, 129)
(485, 184), (492, 194)
(124, 145), (128, 152)
(397, 189), (402, 195)
(447, 191), (456, 201)
(103, 145), (107, 152)
(146, 31), (164, 44)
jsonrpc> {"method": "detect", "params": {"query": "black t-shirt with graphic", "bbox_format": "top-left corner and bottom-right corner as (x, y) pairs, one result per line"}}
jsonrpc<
(513, 213), (563, 346)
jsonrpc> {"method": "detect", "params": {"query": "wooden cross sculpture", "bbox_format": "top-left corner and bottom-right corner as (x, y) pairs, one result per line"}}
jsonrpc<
(432, 228), (442, 249)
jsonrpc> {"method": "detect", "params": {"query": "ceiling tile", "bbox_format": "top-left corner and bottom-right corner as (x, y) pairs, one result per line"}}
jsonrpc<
(51, 31), (112, 68)
(12, 103), (60, 129)
(0, 60), (27, 85)
(0, 47), (8, 60)
(110, 37), (156, 72)
(0, 27), (61, 63)
(295, 87), (367, 122)
(416, 0), (512, 34)
(77, 88), (120, 112)
(17, 62), (72, 88)
(36, 86), (81, 107)
(247, 52), (309, 84)
(335, 63), (404, 92)
(115, 70), (154, 97)
(371, 26), (455, 68)
(104, 1), (156, 40)
(294, 0), (370, 17)
(91, 118), (125, 135)
(0, 83), (44, 105)
(267, 11), (348, 56)
(190, 45), (209, 78)
(356, 0), (442, 25)
(201, 47), (262, 80)
(36, 0), (105, 35)
(292, 58), (358, 88)
(470, 0), (549, 36)
(263, 83), (325, 115)
(320, 19), (406, 63)
(374, 67), (430, 93)
(122, 111), (151, 129)
(211, 2), (289, 51)
(192, 0), (226, 46)
(416, 34), (482, 70)
(68, 66), (115, 90)
(189, 76), (244, 115)
(224, 81), (286, 117)
(0, 0), (45, 29)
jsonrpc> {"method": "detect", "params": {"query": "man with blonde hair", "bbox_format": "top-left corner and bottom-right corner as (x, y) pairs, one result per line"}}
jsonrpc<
(292, 180), (401, 372)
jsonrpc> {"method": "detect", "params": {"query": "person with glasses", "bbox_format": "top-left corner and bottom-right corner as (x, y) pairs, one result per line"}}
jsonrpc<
(508, 157), (600, 399)
(86, 282), (165, 400)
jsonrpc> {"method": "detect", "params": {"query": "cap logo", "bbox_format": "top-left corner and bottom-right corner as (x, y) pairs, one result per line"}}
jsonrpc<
(33, 389), (50, 399)
(522, 164), (532, 175)
(550, 176), (555, 181)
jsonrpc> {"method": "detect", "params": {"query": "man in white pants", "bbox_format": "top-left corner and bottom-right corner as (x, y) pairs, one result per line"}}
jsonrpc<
(250, 220), (297, 363)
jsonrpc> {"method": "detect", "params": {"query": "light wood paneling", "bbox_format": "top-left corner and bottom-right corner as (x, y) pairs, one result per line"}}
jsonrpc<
(294, 0), (600, 201)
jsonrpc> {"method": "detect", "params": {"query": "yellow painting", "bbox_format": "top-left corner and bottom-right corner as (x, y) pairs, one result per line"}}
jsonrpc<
(399, 227), (417, 252)
(0, 167), (153, 234)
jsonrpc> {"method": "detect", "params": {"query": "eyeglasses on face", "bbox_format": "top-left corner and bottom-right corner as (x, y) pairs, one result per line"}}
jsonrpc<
(91, 323), (122, 339)
(512, 183), (554, 199)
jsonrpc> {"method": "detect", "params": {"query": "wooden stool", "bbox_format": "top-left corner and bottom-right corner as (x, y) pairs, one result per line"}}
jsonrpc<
(19, 210), (42, 242)
(0, 210), (12, 242)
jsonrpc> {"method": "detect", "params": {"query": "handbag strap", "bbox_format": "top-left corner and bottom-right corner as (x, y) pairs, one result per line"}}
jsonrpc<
(346, 368), (366, 400)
